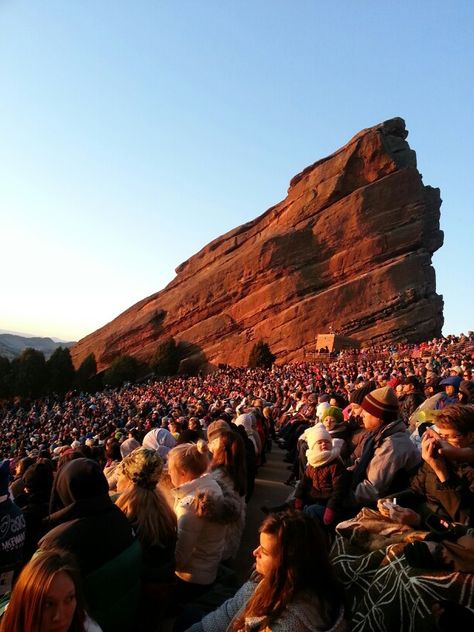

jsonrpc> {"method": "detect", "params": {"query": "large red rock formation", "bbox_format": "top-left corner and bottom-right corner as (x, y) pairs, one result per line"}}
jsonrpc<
(71, 117), (443, 371)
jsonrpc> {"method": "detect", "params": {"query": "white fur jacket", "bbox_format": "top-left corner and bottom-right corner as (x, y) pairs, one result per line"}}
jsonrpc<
(172, 472), (238, 584)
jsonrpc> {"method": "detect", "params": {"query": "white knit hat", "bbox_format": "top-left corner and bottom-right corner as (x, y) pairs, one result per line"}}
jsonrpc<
(303, 423), (332, 450)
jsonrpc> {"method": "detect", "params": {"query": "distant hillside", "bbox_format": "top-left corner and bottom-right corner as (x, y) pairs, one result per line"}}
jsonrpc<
(0, 334), (75, 361)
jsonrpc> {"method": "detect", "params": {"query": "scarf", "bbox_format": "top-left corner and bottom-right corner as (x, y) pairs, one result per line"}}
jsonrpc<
(351, 434), (375, 488)
(350, 419), (406, 488)
(306, 447), (340, 468)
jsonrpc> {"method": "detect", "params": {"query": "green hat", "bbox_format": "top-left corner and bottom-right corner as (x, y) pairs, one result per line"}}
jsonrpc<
(120, 447), (163, 490)
(320, 406), (344, 425)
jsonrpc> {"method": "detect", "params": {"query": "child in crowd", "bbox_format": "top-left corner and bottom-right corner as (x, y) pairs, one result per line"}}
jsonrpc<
(320, 407), (351, 461)
(294, 425), (349, 528)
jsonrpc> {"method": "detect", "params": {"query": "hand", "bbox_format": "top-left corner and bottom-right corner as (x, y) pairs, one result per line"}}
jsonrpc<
(323, 507), (337, 526)
(422, 426), (440, 442)
(377, 498), (392, 518)
(421, 433), (449, 482)
(388, 505), (421, 527)
(421, 433), (442, 464)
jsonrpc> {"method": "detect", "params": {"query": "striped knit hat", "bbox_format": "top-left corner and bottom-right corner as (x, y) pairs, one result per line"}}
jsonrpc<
(361, 386), (399, 422)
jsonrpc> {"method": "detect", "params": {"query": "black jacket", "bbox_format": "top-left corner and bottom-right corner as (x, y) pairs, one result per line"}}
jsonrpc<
(40, 458), (134, 574)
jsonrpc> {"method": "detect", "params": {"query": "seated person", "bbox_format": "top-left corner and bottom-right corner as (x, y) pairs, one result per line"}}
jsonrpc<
(344, 382), (375, 462)
(184, 511), (347, 632)
(115, 447), (177, 624)
(208, 430), (247, 562)
(350, 386), (421, 506)
(320, 407), (350, 462)
(378, 404), (474, 528)
(294, 426), (349, 528)
(20, 461), (54, 563)
(0, 548), (101, 631)
(115, 447), (177, 582)
(399, 376), (426, 427)
(435, 376), (462, 409)
(38, 458), (138, 631)
(39, 458), (135, 574)
(0, 460), (26, 601)
(168, 442), (228, 604)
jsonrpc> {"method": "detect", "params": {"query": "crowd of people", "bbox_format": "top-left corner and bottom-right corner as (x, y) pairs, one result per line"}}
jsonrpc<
(0, 333), (473, 631)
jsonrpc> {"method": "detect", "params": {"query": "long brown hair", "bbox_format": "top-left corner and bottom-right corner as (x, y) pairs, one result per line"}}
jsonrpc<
(231, 511), (345, 630)
(0, 548), (85, 632)
(210, 430), (247, 497)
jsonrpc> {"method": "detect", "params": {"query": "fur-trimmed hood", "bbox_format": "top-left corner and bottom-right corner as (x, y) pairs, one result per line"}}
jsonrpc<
(173, 472), (239, 524)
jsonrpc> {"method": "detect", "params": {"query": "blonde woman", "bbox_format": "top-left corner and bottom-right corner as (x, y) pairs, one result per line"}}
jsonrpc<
(168, 441), (227, 603)
(115, 448), (177, 589)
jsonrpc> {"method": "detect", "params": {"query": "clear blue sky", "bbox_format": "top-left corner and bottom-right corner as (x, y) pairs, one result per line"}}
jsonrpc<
(1, 1), (472, 342)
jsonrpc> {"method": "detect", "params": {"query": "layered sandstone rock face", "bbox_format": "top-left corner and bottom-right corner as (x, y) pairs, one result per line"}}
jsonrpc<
(71, 117), (443, 371)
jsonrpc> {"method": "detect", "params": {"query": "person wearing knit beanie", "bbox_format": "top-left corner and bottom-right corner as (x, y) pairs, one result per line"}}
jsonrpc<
(303, 424), (332, 451)
(118, 447), (164, 491)
(316, 401), (330, 420)
(352, 386), (421, 504)
(320, 406), (344, 431)
(293, 426), (349, 528)
(305, 425), (334, 467)
(360, 386), (399, 430)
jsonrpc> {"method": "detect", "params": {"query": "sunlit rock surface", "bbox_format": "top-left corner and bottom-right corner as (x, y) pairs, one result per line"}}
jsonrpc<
(71, 117), (443, 371)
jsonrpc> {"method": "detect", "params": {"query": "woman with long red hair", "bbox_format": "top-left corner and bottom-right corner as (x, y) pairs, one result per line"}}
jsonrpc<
(0, 548), (101, 632)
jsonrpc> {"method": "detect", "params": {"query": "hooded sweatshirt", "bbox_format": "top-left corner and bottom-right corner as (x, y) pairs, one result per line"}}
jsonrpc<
(40, 458), (134, 574)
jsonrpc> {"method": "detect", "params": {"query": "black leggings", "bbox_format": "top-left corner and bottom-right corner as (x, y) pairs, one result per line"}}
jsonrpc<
(174, 576), (214, 605)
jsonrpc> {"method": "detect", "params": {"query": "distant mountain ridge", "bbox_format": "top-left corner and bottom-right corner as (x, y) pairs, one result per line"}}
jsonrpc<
(0, 333), (75, 361)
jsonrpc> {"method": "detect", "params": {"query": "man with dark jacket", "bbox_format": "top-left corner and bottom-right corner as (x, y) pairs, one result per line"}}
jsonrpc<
(0, 459), (26, 599)
(399, 376), (425, 426)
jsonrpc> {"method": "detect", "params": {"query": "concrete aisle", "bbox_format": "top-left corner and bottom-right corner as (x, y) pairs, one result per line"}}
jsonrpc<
(232, 441), (291, 582)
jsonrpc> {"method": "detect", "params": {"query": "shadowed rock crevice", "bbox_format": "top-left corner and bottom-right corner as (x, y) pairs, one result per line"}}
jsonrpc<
(71, 117), (444, 371)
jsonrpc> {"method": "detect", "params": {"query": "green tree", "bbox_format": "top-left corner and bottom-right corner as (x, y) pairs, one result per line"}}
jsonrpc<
(104, 354), (141, 388)
(151, 337), (180, 377)
(47, 347), (75, 395)
(14, 348), (48, 398)
(247, 340), (276, 369)
(0, 356), (13, 399)
(76, 353), (98, 392)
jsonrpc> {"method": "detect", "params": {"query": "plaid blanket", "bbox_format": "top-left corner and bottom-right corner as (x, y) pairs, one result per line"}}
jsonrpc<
(330, 508), (474, 632)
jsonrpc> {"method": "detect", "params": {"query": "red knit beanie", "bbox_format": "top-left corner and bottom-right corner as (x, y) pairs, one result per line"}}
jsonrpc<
(361, 386), (399, 422)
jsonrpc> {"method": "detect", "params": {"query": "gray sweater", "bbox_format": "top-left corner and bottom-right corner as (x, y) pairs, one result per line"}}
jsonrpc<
(185, 579), (347, 632)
